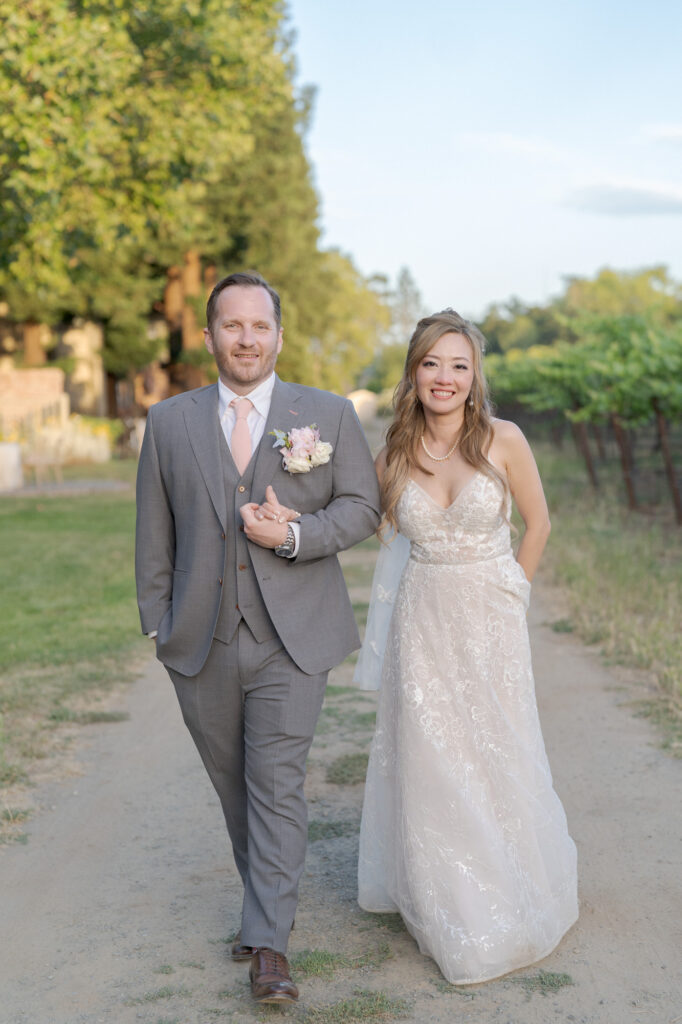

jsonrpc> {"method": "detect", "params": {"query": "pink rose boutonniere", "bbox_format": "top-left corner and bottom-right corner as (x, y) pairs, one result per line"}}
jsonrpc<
(269, 424), (333, 474)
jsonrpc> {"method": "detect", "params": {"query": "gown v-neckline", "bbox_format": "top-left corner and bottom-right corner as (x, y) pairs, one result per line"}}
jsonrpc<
(408, 472), (481, 511)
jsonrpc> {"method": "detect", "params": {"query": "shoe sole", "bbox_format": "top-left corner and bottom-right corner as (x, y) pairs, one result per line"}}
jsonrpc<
(253, 992), (298, 1005)
(231, 951), (254, 962)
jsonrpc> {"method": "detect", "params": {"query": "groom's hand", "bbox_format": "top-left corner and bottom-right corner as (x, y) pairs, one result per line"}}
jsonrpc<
(240, 503), (289, 548)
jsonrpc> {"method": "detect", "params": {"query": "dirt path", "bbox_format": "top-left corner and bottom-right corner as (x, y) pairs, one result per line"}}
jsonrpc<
(1, 559), (680, 1024)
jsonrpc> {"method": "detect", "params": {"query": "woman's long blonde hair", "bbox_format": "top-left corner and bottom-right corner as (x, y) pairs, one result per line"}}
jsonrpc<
(380, 308), (505, 535)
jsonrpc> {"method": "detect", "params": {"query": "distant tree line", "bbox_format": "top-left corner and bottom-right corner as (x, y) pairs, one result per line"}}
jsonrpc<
(0, 0), (390, 403)
(484, 269), (682, 522)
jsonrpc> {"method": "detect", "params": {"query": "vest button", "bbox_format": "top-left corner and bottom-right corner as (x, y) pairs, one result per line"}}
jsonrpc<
(239, 524), (245, 532)
(238, 485), (246, 493)
(221, 531), (225, 540)
(238, 564), (247, 571)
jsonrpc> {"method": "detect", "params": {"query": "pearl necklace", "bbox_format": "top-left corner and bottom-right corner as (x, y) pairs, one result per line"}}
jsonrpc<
(420, 434), (459, 462)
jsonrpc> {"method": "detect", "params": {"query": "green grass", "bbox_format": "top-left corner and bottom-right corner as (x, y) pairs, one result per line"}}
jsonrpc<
(359, 913), (406, 935)
(340, 561), (377, 587)
(351, 600), (370, 628)
(0, 465), (140, 672)
(292, 944), (392, 980)
(291, 949), (350, 978)
(326, 753), (369, 785)
(325, 685), (359, 698)
(535, 443), (682, 754)
(48, 707), (130, 725)
(303, 989), (408, 1023)
(512, 969), (574, 998)
(308, 819), (358, 842)
(0, 460), (147, 786)
(124, 985), (192, 1005)
(0, 806), (31, 845)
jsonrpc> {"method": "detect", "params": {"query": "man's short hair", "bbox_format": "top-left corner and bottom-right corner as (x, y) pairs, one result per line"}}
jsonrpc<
(206, 272), (282, 332)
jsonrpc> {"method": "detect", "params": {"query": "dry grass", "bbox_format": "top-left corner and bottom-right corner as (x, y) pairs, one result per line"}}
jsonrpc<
(536, 444), (682, 754)
(0, 460), (145, 803)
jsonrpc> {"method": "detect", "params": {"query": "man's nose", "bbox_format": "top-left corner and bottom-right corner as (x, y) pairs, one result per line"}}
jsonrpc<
(239, 328), (258, 347)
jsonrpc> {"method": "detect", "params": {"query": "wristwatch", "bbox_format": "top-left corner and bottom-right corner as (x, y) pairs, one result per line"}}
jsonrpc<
(274, 524), (296, 558)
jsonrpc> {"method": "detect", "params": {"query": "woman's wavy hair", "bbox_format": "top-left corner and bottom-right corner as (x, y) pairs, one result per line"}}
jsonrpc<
(380, 308), (506, 535)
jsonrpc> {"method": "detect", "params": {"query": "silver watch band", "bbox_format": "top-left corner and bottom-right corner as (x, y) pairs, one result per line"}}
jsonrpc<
(274, 524), (296, 557)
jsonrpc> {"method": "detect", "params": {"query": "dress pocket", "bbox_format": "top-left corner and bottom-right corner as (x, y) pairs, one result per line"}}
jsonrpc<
(499, 557), (531, 610)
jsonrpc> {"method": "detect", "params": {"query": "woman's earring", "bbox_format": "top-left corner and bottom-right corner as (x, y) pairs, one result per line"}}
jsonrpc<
(468, 396), (474, 406)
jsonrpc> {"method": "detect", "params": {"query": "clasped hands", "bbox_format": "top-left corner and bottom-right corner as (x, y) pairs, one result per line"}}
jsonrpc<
(240, 484), (300, 549)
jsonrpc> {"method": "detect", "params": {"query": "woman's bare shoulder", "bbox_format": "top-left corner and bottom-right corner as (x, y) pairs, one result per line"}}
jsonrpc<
(491, 416), (525, 442)
(489, 418), (533, 470)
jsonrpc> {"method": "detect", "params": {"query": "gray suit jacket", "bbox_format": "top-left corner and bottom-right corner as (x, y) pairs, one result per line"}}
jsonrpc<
(135, 377), (381, 676)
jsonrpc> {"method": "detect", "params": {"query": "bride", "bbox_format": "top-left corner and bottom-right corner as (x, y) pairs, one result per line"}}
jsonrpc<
(356, 309), (578, 985)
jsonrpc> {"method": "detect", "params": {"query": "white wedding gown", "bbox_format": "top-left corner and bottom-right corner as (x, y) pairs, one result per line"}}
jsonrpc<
(358, 473), (578, 984)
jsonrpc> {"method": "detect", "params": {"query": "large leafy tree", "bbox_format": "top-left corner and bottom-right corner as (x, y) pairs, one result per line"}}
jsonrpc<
(1, 0), (389, 391)
(0, 0), (290, 371)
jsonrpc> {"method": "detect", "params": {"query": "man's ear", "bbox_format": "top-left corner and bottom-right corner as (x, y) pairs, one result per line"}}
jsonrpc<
(204, 328), (214, 354)
(277, 328), (283, 355)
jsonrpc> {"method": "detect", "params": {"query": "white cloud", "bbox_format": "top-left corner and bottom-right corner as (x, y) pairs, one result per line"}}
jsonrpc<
(564, 180), (682, 216)
(641, 123), (682, 144)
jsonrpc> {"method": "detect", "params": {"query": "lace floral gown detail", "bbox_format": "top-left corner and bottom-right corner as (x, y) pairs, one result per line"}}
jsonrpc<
(358, 473), (578, 984)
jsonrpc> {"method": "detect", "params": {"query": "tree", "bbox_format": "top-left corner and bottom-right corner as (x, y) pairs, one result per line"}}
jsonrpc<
(0, 0), (291, 375)
(558, 266), (682, 324)
(390, 267), (425, 345)
(478, 299), (562, 353)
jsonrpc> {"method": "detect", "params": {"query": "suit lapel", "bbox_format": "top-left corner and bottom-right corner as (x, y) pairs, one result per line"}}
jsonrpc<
(251, 376), (304, 499)
(182, 383), (228, 527)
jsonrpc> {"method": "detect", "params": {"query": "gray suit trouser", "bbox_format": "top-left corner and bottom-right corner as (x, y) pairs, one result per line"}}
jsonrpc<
(168, 622), (327, 954)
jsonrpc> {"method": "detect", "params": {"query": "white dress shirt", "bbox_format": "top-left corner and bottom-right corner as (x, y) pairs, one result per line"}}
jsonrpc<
(218, 374), (300, 556)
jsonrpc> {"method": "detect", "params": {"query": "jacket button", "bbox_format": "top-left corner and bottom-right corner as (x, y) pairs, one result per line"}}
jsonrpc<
(235, 603), (239, 610)
(218, 577), (223, 585)
(238, 485), (246, 493)
(238, 564), (247, 571)
(221, 531), (225, 540)
(239, 524), (245, 532)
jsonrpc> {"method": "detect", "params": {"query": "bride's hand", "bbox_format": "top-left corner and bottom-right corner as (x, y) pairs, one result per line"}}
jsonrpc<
(254, 484), (300, 524)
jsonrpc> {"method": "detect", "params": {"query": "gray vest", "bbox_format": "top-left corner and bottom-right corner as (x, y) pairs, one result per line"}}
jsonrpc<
(213, 435), (278, 645)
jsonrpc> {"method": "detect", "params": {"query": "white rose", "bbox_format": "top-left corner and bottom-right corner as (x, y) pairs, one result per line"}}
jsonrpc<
(310, 441), (333, 467)
(284, 453), (312, 473)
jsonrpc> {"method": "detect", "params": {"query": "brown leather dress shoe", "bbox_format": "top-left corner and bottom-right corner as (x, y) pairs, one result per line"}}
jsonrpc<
(249, 948), (299, 1004)
(230, 932), (255, 962)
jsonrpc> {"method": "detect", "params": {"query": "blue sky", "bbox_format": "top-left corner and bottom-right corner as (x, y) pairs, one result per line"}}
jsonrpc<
(286, 0), (682, 319)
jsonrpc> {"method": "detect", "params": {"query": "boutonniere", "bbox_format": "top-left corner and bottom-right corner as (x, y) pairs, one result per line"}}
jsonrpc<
(269, 424), (333, 474)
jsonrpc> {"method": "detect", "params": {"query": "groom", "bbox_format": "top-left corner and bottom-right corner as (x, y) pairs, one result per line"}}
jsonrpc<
(135, 271), (380, 1005)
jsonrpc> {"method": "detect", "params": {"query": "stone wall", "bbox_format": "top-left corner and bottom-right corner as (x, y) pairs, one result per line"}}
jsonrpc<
(0, 367), (70, 437)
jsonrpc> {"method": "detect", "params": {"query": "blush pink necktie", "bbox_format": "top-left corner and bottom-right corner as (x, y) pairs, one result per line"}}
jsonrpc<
(230, 397), (253, 475)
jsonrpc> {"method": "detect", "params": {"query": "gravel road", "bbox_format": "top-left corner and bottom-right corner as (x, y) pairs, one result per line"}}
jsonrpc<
(1, 569), (680, 1024)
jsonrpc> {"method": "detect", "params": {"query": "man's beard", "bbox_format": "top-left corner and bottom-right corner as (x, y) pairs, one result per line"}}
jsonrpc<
(214, 348), (278, 387)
